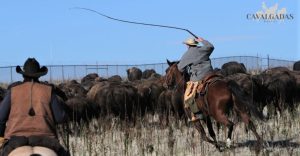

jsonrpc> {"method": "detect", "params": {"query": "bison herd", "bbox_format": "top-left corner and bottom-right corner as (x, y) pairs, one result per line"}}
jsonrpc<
(0, 61), (300, 125)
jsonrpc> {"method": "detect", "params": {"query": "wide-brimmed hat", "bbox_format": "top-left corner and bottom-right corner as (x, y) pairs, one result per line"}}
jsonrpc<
(183, 38), (198, 46)
(16, 58), (48, 78)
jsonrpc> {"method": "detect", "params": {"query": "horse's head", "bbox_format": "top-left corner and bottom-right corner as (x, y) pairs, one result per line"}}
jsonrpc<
(164, 59), (184, 89)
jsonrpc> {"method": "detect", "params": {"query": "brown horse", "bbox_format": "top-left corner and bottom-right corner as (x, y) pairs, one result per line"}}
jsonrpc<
(164, 60), (263, 151)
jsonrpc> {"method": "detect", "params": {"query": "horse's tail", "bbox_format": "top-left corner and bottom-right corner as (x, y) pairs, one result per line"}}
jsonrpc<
(227, 80), (264, 120)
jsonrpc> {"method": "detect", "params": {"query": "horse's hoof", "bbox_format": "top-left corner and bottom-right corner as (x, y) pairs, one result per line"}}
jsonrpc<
(217, 146), (226, 152)
(257, 139), (265, 147)
(215, 145), (221, 152)
(262, 141), (269, 148)
(226, 138), (232, 148)
(215, 143), (225, 152)
(253, 141), (263, 152)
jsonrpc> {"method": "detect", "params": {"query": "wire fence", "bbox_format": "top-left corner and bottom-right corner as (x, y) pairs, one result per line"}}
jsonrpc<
(0, 56), (296, 83)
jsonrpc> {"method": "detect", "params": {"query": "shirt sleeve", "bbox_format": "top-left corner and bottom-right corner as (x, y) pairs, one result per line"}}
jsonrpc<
(177, 62), (186, 72)
(50, 93), (68, 124)
(0, 90), (11, 137)
(198, 40), (214, 51)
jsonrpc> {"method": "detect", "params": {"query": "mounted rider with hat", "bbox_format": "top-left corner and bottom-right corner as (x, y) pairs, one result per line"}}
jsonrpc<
(0, 58), (70, 156)
(178, 37), (215, 122)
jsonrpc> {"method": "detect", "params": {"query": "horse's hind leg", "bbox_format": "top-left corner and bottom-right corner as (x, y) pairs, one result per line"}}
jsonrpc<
(214, 113), (234, 148)
(226, 121), (234, 148)
(239, 112), (262, 143)
(206, 117), (222, 150)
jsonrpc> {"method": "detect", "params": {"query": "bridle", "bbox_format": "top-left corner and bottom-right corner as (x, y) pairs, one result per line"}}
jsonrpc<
(165, 65), (186, 91)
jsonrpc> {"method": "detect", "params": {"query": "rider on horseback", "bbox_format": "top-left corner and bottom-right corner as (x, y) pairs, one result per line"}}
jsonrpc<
(0, 58), (70, 156)
(178, 37), (214, 122)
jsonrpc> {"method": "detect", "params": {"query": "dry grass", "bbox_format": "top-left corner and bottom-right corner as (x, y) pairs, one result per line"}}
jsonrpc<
(0, 83), (9, 88)
(59, 107), (300, 156)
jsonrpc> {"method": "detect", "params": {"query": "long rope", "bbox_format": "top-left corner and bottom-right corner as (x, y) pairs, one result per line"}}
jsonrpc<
(70, 7), (198, 38)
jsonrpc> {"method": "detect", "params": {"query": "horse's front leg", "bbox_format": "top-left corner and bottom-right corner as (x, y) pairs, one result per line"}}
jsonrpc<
(185, 107), (220, 149)
(193, 120), (222, 151)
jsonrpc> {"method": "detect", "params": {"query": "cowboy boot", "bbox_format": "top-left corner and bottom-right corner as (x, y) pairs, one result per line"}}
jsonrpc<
(186, 106), (203, 122)
(191, 114), (199, 122)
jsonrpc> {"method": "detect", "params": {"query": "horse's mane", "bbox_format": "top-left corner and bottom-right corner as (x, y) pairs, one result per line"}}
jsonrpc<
(166, 59), (190, 82)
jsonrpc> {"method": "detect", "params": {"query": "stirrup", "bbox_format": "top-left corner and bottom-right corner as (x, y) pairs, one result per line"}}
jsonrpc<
(190, 116), (200, 122)
(195, 112), (204, 120)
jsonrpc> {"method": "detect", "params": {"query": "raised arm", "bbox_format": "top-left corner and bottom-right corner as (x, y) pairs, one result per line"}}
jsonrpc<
(196, 37), (214, 51)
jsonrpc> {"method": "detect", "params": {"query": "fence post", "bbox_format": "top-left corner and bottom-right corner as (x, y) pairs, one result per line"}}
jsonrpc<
(161, 63), (164, 75)
(85, 65), (87, 76)
(116, 65), (118, 75)
(49, 66), (52, 82)
(256, 54), (259, 71)
(10, 66), (13, 83)
(106, 65), (109, 77)
(96, 62), (99, 75)
(73, 65), (76, 80)
(62, 65), (65, 82)
(267, 55), (270, 69)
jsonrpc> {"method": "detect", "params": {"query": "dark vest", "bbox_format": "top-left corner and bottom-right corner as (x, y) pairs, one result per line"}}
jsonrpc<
(4, 82), (56, 139)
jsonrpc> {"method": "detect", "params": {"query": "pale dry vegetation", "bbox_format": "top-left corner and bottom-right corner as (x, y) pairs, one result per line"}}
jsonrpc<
(58, 106), (300, 156)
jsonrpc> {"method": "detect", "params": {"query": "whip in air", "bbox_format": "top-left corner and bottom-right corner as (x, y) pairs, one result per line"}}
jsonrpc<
(70, 7), (198, 38)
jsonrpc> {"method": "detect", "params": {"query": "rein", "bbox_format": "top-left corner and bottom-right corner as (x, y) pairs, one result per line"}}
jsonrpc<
(166, 66), (186, 91)
(173, 74), (186, 91)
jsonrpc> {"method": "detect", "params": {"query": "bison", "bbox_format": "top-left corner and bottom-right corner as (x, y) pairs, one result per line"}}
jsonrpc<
(127, 67), (142, 81)
(87, 81), (139, 121)
(156, 86), (190, 126)
(221, 61), (247, 76)
(255, 67), (298, 115)
(65, 96), (96, 122)
(58, 80), (87, 99)
(142, 69), (157, 79)
(134, 80), (165, 116)
(293, 60), (300, 71)
(107, 75), (122, 82)
(225, 73), (269, 113)
(81, 73), (99, 90)
(0, 86), (6, 103)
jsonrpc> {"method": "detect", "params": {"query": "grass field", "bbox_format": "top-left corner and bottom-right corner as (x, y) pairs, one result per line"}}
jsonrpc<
(59, 107), (300, 156)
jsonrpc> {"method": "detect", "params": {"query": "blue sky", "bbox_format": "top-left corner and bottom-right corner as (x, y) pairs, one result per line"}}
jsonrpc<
(0, 0), (298, 66)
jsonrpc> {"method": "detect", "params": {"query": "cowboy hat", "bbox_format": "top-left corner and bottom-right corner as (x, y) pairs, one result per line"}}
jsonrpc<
(16, 58), (48, 78)
(183, 38), (198, 46)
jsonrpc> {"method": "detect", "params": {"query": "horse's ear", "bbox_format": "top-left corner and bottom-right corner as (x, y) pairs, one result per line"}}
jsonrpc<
(167, 59), (172, 66)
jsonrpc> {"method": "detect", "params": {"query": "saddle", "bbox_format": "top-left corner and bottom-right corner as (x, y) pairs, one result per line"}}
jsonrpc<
(197, 73), (223, 96)
(183, 73), (223, 118)
(184, 73), (222, 108)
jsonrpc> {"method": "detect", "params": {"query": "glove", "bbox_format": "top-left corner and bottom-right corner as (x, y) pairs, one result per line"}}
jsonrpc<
(195, 37), (204, 42)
